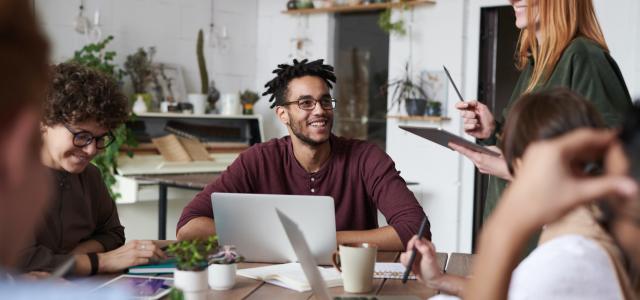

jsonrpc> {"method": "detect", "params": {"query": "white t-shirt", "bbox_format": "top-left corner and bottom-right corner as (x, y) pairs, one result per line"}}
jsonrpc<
(508, 234), (623, 300)
(429, 235), (623, 300)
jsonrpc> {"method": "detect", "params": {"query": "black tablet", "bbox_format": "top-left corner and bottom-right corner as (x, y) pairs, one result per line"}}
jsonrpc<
(399, 125), (500, 157)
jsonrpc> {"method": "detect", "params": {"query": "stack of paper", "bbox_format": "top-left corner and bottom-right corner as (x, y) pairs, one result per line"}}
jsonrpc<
(374, 262), (417, 280)
(237, 263), (342, 292)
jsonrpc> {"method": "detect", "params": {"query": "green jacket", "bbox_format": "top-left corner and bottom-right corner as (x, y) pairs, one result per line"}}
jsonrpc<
(483, 37), (633, 222)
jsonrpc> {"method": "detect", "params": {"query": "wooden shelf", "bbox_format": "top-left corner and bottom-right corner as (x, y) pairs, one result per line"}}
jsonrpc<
(386, 115), (450, 122)
(282, 0), (436, 15)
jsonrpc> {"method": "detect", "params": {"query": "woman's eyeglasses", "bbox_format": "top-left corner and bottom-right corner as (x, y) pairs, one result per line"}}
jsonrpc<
(63, 124), (115, 149)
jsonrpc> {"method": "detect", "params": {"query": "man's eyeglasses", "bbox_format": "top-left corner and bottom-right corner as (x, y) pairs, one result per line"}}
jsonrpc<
(281, 97), (336, 111)
(63, 124), (115, 150)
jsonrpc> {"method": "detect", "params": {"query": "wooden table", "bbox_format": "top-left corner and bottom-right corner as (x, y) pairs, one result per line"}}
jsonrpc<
(134, 173), (220, 239)
(97, 251), (454, 299)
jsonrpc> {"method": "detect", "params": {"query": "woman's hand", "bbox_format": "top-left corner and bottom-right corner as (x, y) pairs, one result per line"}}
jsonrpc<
(496, 129), (638, 229)
(400, 236), (443, 283)
(455, 100), (496, 139)
(98, 240), (166, 273)
(449, 143), (513, 180)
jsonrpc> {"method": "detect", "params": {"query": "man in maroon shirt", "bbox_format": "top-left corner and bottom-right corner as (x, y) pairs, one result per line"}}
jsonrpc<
(177, 59), (430, 250)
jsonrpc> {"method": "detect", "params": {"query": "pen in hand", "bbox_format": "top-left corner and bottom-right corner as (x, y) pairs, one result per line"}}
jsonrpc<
(402, 216), (429, 284)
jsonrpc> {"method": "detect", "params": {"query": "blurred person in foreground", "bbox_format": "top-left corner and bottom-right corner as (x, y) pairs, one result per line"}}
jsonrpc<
(465, 105), (640, 299)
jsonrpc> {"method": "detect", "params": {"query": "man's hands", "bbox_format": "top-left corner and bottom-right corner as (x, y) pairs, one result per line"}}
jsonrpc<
(455, 101), (496, 139)
(98, 240), (166, 273)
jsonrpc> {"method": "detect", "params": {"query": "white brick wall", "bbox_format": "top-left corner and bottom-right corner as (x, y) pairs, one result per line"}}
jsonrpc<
(35, 0), (258, 100)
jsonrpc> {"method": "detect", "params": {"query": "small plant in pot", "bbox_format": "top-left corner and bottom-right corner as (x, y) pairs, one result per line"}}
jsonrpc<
(208, 241), (244, 291)
(381, 62), (428, 116)
(238, 90), (260, 115)
(188, 29), (209, 115)
(166, 237), (217, 294)
(426, 101), (442, 117)
(124, 47), (156, 113)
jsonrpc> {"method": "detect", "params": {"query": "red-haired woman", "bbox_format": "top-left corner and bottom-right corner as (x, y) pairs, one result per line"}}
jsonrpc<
(452, 0), (633, 222)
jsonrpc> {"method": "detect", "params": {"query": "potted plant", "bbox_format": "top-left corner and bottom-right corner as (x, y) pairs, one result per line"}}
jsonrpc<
(124, 47), (156, 112)
(188, 29), (209, 115)
(69, 35), (137, 200)
(381, 62), (428, 116)
(166, 237), (217, 294)
(207, 242), (244, 290)
(238, 90), (260, 115)
(426, 101), (442, 117)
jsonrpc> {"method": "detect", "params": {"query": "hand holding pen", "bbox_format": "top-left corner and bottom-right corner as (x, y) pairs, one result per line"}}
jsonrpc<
(401, 216), (430, 283)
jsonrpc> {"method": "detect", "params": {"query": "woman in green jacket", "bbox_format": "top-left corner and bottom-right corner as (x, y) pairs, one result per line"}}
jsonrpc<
(451, 0), (633, 221)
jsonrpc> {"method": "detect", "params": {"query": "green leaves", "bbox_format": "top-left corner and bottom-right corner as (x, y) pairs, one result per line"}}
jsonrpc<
(167, 236), (220, 271)
(70, 35), (137, 200)
(378, 8), (406, 36)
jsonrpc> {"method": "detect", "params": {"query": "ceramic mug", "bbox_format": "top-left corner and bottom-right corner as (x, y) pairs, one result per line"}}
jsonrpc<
(332, 243), (377, 293)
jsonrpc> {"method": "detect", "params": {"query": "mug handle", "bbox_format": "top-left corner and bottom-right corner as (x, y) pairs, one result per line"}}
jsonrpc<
(332, 251), (342, 273)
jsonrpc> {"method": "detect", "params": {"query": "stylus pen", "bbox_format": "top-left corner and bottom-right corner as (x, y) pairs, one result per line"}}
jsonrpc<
(443, 65), (465, 102)
(402, 216), (429, 284)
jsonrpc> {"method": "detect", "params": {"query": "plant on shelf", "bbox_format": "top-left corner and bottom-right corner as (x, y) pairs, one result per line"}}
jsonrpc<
(378, 8), (406, 36)
(71, 35), (126, 81)
(188, 29), (213, 114)
(380, 62), (428, 116)
(124, 47), (156, 112)
(239, 89), (260, 115)
(426, 101), (442, 117)
(379, 0), (416, 36)
(69, 35), (138, 200)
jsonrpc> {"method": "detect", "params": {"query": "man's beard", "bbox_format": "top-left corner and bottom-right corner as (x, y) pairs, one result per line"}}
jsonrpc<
(288, 114), (331, 147)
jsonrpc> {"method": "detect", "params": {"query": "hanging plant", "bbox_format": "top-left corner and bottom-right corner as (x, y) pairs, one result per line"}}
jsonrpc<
(378, 8), (406, 36)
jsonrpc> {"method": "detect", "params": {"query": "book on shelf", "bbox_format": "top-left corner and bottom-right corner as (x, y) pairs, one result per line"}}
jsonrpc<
(151, 134), (212, 163)
(237, 262), (342, 292)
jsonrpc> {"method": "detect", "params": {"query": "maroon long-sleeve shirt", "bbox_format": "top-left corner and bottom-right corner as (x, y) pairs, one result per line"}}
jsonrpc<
(177, 135), (430, 246)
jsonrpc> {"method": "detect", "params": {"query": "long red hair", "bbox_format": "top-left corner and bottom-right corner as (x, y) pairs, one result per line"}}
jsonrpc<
(516, 0), (608, 92)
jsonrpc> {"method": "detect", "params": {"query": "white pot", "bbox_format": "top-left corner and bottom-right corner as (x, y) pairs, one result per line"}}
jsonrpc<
(132, 95), (148, 114)
(188, 93), (207, 115)
(208, 263), (237, 290)
(174, 269), (208, 292)
(218, 93), (241, 115)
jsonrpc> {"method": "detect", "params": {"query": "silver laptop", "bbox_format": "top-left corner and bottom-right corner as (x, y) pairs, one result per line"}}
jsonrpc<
(277, 209), (421, 300)
(211, 192), (336, 265)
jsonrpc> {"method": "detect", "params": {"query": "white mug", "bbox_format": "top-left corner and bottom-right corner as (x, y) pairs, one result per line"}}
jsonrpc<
(332, 243), (377, 293)
(219, 93), (241, 115)
(188, 93), (207, 115)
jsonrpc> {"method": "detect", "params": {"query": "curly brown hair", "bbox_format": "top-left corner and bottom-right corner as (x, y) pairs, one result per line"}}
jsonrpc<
(43, 62), (129, 130)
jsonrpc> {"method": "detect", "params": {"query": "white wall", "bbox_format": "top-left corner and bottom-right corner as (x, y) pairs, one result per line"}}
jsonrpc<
(255, 1), (335, 139)
(34, 0), (258, 100)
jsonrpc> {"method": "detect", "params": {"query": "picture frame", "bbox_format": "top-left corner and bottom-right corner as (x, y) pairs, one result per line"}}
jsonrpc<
(150, 63), (187, 104)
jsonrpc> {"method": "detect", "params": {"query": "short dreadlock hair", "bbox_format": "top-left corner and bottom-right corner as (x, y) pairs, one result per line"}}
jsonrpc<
(262, 59), (336, 108)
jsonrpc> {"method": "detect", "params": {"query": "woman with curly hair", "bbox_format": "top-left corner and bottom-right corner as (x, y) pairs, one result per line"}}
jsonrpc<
(18, 62), (166, 276)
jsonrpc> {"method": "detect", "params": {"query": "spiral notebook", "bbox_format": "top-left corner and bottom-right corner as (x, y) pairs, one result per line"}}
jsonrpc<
(374, 263), (416, 280)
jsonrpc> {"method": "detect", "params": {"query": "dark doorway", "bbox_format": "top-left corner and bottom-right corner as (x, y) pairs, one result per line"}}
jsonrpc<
(473, 6), (520, 250)
(334, 12), (389, 150)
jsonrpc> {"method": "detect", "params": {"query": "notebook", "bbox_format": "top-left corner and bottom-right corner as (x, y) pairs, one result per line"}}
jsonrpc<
(374, 263), (417, 280)
(127, 259), (176, 275)
(237, 263), (342, 292)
